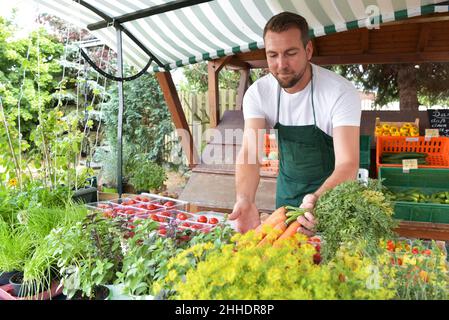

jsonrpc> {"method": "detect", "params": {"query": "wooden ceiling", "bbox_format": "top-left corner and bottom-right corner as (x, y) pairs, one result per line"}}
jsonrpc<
(225, 12), (449, 68)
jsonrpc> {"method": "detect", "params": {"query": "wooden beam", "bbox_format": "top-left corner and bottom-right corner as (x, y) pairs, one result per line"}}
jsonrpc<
(395, 221), (449, 241)
(235, 48), (266, 61)
(208, 56), (232, 128)
(226, 56), (250, 70)
(248, 60), (268, 69)
(236, 69), (250, 110)
(361, 28), (370, 54)
(417, 24), (431, 52)
(311, 51), (449, 65)
(156, 72), (199, 167)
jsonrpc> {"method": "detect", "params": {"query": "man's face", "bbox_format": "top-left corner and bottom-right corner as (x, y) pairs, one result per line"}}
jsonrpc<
(264, 28), (313, 89)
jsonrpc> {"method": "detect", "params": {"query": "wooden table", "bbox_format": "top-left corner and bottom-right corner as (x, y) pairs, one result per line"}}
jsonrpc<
(188, 204), (449, 244)
(394, 221), (449, 241)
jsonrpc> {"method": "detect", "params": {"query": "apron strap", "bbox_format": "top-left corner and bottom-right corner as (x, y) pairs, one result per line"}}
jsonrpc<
(276, 84), (281, 124)
(276, 64), (316, 126)
(310, 66), (317, 127)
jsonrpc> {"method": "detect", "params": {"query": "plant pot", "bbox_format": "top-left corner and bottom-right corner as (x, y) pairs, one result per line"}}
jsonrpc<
(8, 271), (54, 298)
(0, 270), (19, 286)
(72, 186), (98, 204)
(71, 285), (110, 300)
(9, 272), (25, 297)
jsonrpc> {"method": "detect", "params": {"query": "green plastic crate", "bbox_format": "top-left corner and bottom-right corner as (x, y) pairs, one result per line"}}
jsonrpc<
(360, 135), (371, 170)
(379, 167), (449, 223)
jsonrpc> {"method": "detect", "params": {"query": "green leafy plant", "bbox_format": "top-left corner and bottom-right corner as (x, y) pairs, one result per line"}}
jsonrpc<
(49, 212), (126, 299)
(116, 218), (175, 297)
(4, 205), (88, 297)
(18, 206), (87, 241)
(128, 155), (167, 193)
(0, 17), (64, 185)
(101, 72), (173, 166)
(0, 220), (33, 273)
(315, 179), (397, 262)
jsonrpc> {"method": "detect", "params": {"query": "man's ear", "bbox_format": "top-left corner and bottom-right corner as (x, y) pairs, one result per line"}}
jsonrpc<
(306, 40), (314, 61)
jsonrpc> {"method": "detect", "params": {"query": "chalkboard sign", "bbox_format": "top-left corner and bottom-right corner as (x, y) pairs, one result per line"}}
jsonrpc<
(427, 109), (449, 137)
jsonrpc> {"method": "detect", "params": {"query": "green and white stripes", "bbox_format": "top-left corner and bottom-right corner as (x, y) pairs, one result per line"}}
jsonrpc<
(34, 0), (449, 73)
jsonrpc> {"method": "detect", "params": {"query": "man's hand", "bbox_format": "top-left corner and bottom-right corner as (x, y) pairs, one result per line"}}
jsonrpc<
(229, 198), (260, 233)
(297, 193), (318, 237)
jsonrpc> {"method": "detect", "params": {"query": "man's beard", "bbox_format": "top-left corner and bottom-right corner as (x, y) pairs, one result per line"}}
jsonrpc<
(273, 66), (307, 89)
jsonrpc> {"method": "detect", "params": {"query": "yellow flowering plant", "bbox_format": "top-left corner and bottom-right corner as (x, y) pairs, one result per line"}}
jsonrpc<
(157, 229), (396, 300)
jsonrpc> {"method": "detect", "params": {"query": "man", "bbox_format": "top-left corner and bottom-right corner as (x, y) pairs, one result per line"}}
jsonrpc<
(229, 12), (361, 236)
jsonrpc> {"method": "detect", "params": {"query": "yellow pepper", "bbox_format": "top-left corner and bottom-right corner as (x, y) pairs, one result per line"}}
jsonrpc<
(400, 127), (409, 135)
(403, 123), (412, 129)
(382, 124), (390, 131)
(389, 126), (399, 134)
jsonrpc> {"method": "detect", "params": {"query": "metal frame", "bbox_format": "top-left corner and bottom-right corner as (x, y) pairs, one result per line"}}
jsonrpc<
(86, 0), (213, 31)
(74, 0), (210, 197)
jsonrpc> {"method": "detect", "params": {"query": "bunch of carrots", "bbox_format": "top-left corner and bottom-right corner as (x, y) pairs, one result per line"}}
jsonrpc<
(255, 205), (306, 247)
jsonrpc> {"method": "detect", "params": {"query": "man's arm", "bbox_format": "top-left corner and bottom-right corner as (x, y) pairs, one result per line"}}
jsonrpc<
(229, 118), (266, 233)
(235, 118), (266, 202)
(314, 126), (360, 197)
(297, 126), (360, 236)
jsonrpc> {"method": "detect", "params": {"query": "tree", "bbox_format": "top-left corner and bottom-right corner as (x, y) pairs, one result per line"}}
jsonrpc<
(0, 16), (64, 183)
(180, 62), (241, 93)
(332, 63), (449, 110)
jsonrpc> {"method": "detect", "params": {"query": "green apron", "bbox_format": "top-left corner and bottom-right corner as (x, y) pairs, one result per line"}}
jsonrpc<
(275, 69), (335, 208)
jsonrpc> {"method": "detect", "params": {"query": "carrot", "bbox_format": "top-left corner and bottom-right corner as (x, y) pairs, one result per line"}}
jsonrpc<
(273, 221), (301, 247)
(257, 221), (287, 247)
(254, 207), (286, 236)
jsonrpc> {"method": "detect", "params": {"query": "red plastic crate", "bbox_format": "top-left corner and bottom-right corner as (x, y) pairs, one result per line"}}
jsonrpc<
(376, 136), (449, 172)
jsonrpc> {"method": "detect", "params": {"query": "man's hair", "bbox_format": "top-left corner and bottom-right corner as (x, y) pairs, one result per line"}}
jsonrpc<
(263, 12), (310, 47)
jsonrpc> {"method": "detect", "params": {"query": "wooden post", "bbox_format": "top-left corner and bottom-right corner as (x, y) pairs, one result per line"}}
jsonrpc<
(237, 69), (250, 110)
(156, 72), (199, 167)
(208, 56), (232, 128)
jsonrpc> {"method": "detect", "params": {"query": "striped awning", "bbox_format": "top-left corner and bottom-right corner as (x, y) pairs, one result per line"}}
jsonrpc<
(34, 0), (449, 73)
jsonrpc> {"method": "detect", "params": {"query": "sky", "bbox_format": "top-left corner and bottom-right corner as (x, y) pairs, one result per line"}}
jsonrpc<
(1, 0), (38, 38)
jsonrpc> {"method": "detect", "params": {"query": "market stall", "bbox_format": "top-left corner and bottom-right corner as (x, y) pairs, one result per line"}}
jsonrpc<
(1, 0), (449, 301)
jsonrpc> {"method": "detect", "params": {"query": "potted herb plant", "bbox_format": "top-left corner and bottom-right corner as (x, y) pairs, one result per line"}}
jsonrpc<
(49, 212), (127, 300)
(0, 221), (32, 287)
(127, 156), (167, 194)
(4, 206), (88, 298)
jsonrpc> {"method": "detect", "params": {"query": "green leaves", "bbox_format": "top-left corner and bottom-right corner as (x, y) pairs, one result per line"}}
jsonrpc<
(315, 180), (397, 263)
(128, 158), (167, 192)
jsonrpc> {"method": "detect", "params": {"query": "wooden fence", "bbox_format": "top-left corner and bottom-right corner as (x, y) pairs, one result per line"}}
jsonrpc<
(164, 89), (239, 164)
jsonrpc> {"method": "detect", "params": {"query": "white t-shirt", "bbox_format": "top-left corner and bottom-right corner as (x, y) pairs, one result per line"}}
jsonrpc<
(243, 64), (361, 136)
